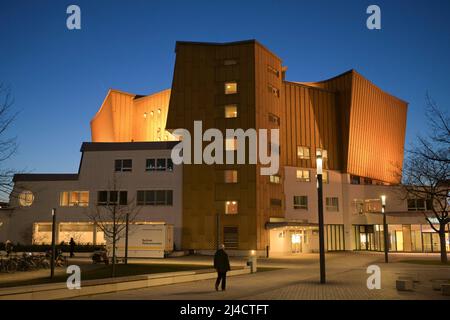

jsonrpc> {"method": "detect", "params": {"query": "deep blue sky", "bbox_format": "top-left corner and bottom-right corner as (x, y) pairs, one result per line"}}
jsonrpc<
(0, 0), (449, 175)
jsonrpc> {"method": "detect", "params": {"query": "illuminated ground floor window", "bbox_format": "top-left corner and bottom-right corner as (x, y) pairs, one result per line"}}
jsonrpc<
(353, 224), (450, 252)
(325, 224), (345, 251)
(268, 224), (344, 254)
(33, 222), (105, 245)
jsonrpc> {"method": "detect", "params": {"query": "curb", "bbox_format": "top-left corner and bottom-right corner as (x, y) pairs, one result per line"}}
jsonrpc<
(0, 267), (251, 300)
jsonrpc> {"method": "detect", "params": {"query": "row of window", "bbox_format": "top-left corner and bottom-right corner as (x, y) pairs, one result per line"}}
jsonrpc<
(221, 170), (329, 185)
(293, 196), (339, 211)
(297, 146), (328, 160)
(115, 158), (174, 172)
(58, 190), (174, 207)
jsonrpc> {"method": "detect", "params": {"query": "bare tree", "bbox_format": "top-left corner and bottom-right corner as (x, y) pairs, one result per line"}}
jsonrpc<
(0, 84), (19, 201)
(87, 176), (141, 276)
(400, 95), (449, 263)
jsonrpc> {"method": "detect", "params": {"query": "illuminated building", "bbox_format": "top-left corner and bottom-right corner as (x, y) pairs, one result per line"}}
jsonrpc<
(2, 40), (448, 255)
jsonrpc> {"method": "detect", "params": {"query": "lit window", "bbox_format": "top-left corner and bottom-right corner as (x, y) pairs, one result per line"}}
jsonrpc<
(115, 159), (132, 172)
(19, 190), (34, 207)
(296, 169), (310, 182)
(297, 146), (310, 159)
(326, 197), (339, 212)
(364, 199), (382, 213)
(316, 148), (328, 159)
(225, 138), (237, 151)
(60, 191), (89, 207)
(269, 175), (281, 184)
(224, 170), (238, 183)
(224, 105), (238, 118)
(225, 82), (237, 95)
(293, 196), (308, 210)
(225, 201), (238, 214)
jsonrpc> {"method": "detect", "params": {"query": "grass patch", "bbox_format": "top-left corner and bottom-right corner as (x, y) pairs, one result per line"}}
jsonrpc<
(398, 259), (450, 266)
(0, 263), (212, 289)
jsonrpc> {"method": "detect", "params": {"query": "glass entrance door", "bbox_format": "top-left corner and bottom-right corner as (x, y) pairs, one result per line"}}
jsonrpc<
(291, 233), (302, 253)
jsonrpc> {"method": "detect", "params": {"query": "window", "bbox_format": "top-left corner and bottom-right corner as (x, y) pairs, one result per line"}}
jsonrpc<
(223, 226), (239, 249)
(224, 82), (237, 94)
(60, 191), (89, 207)
(268, 113), (280, 126)
(323, 171), (329, 184)
(268, 84), (280, 97)
(97, 191), (127, 206)
(18, 190), (34, 207)
(350, 175), (360, 185)
(270, 198), (282, 207)
(293, 196), (308, 210)
(364, 199), (382, 213)
(326, 197), (339, 212)
(225, 201), (238, 214)
(316, 148), (328, 160)
(225, 138), (237, 151)
(297, 146), (310, 159)
(136, 190), (173, 206)
(223, 59), (238, 66)
(326, 225), (345, 251)
(115, 159), (132, 172)
(156, 158), (166, 171)
(146, 158), (173, 172)
(224, 170), (238, 183)
(296, 169), (310, 182)
(224, 105), (238, 118)
(407, 198), (431, 211)
(267, 65), (280, 77)
(269, 175), (281, 184)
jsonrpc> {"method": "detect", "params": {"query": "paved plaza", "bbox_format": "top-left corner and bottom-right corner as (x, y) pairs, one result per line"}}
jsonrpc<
(72, 252), (450, 300)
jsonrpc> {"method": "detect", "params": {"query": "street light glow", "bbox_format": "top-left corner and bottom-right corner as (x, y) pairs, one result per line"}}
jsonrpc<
(316, 155), (323, 175)
(381, 195), (386, 206)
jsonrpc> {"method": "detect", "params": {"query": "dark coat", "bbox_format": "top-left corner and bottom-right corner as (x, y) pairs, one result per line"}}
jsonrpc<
(214, 249), (231, 273)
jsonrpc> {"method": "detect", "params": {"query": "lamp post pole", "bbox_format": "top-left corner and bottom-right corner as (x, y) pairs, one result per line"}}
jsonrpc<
(50, 208), (56, 278)
(316, 155), (326, 284)
(124, 212), (129, 265)
(381, 195), (388, 263)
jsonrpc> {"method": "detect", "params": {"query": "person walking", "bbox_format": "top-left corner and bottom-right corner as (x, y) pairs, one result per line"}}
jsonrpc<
(69, 238), (76, 258)
(5, 240), (13, 256)
(214, 244), (230, 291)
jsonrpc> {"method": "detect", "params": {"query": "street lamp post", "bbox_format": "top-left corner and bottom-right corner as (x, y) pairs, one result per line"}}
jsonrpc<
(50, 208), (56, 278)
(124, 212), (129, 265)
(316, 155), (326, 284)
(381, 195), (389, 263)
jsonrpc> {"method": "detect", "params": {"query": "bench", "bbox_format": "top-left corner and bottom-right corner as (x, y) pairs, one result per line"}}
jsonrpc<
(396, 279), (414, 291)
(441, 284), (450, 296)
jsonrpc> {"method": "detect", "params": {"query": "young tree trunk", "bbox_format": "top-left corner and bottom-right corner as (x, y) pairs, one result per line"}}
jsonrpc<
(439, 224), (448, 264)
(112, 210), (116, 277)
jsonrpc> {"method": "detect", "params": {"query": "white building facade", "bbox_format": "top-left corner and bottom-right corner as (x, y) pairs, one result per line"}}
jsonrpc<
(1, 142), (183, 250)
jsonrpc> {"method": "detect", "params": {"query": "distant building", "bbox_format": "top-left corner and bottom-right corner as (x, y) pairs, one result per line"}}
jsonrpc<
(1, 40), (448, 255)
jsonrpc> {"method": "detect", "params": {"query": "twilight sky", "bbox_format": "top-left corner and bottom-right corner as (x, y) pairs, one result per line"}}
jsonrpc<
(0, 0), (449, 174)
